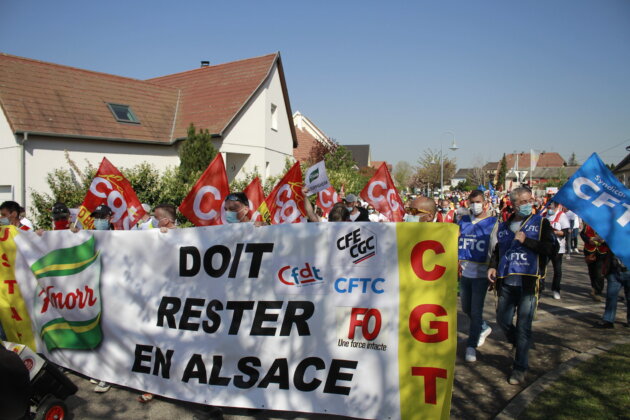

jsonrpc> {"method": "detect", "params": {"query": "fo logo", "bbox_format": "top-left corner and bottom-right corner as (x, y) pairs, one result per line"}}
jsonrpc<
(277, 263), (323, 287)
(336, 227), (377, 264)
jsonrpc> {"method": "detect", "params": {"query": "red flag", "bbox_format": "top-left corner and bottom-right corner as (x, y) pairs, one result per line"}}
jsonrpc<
(316, 186), (340, 216)
(179, 154), (230, 226)
(243, 177), (266, 222)
(264, 162), (307, 224)
(360, 162), (405, 222)
(77, 157), (145, 230)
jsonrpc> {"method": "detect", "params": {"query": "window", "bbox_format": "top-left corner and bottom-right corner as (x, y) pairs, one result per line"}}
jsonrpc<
(107, 103), (140, 123)
(270, 103), (278, 131)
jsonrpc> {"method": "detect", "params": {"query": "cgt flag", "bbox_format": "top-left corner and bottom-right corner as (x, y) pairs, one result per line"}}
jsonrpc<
(554, 153), (630, 266)
(77, 158), (145, 230)
(243, 177), (267, 223)
(179, 154), (230, 226)
(264, 161), (307, 224)
(360, 162), (405, 222)
(317, 186), (341, 217)
(16, 234), (103, 351)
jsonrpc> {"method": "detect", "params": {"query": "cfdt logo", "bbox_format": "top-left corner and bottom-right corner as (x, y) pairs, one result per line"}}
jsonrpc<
(336, 227), (377, 264)
(277, 263), (323, 287)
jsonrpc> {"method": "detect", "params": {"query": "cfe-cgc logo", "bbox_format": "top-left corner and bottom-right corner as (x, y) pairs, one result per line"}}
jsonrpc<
(336, 227), (377, 265)
(277, 263), (324, 288)
(335, 307), (388, 352)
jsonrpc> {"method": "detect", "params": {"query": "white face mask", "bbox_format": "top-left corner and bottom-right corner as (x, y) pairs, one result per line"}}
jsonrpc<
(345, 206), (354, 213)
(404, 214), (420, 222)
(0, 217), (9, 226)
(471, 202), (484, 216)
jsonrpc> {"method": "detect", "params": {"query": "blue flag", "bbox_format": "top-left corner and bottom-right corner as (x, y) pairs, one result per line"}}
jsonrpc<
(477, 184), (487, 192)
(488, 182), (496, 197)
(554, 153), (630, 266)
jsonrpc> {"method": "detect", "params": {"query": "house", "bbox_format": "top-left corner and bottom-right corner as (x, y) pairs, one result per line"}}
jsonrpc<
(496, 152), (566, 189)
(450, 168), (475, 187)
(613, 149), (630, 187)
(0, 52), (297, 207)
(344, 144), (371, 168)
(292, 111), (336, 163)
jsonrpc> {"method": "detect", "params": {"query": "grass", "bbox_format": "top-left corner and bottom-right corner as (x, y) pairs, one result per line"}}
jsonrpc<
(519, 343), (630, 420)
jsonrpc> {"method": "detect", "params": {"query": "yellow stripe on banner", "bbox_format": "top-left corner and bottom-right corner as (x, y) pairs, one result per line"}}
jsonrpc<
(40, 313), (101, 335)
(32, 252), (98, 277)
(397, 222), (458, 420)
(0, 226), (37, 350)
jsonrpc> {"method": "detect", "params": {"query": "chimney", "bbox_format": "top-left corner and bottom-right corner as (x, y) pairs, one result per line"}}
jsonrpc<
(200, 61), (210, 68)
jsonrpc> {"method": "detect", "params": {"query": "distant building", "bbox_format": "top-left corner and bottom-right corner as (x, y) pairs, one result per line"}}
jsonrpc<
(344, 144), (371, 168)
(0, 52), (297, 207)
(613, 149), (630, 187)
(292, 111), (336, 163)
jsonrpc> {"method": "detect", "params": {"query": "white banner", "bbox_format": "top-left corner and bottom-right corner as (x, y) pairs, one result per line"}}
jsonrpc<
(14, 223), (458, 419)
(304, 160), (330, 195)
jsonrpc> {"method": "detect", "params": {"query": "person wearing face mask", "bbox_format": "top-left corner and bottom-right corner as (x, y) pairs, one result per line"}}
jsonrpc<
(343, 194), (370, 222)
(437, 199), (456, 223)
(404, 196), (437, 223)
(543, 201), (570, 300)
(457, 190), (498, 363)
(224, 193), (252, 224)
(91, 205), (114, 230)
(153, 204), (177, 232)
(487, 187), (557, 385)
(0, 201), (31, 231)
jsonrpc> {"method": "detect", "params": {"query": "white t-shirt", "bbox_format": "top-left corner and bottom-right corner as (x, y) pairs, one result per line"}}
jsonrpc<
(546, 211), (571, 254)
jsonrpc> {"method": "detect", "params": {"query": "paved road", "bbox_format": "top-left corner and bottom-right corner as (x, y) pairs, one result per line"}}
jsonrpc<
(55, 252), (627, 420)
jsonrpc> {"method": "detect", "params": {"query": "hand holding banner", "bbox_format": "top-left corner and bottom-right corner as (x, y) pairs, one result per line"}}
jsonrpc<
(179, 154), (230, 226)
(360, 162), (405, 222)
(77, 157), (145, 230)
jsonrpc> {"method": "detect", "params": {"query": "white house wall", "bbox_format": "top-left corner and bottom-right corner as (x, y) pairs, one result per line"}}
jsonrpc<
(0, 111), (22, 204)
(23, 135), (180, 210)
(220, 62), (295, 185)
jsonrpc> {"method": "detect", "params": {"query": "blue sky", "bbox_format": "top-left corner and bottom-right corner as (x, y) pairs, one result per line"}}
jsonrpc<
(1, 1), (629, 169)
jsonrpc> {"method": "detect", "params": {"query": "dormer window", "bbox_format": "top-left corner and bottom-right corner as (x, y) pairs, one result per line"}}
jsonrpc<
(107, 103), (140, 123)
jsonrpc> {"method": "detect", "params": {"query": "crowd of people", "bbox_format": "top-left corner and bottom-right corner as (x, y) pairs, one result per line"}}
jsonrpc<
(0, 185), (628, 407)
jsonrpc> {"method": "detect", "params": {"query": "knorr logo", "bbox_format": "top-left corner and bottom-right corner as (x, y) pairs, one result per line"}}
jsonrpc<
(309, 168), (320, 183)
(31, 236), (103, 351)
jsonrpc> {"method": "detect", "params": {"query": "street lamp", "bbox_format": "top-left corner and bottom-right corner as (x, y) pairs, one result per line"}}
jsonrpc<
(431, 131), (459, 198)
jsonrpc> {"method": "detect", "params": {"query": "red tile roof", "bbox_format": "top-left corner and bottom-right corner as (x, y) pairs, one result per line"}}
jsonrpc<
(0, 53), (179, 142)
(0, 52), (297, 147)
(502, 152), (565, 170)
(293, 126), (321, 162)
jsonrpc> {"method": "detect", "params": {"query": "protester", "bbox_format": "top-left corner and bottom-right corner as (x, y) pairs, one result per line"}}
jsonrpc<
(564, 208), (580, 253)
(455, 201), (469, 222)
(580, 223), (609, 301)
(594, 250), (629, 329)
(153, 203), (177, 232)
(544, 202), (571, 300)
(437, 199), (456, 223)
(458, 190), (498, 362)
(224, 193), (252, 223)
(133, 203), (154, 230)
(0, 201), (31, 230)
(328, 202), (350, 222)
(91, 204), (114, 231)
(343, 194), (370, 221)
(404, 196), (437, 222)
(488, 187), (557, 385)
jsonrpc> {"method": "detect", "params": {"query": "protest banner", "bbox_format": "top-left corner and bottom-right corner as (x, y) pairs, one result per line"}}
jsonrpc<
(77, 157), (145, 230)
(179, 154), (230, 226)
(0, 226), (36, 348)
(360, 163), (405, 222)
(13, 222), (457, 419)
(304, 161), (330, 195)
(553, 152), (630, 266)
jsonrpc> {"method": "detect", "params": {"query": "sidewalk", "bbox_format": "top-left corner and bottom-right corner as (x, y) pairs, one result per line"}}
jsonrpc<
(450, 254), (628, 420)
(62, 254), (627, 419)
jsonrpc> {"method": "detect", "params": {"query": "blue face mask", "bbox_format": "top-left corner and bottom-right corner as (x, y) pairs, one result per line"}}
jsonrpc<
(517, 204), (533, 217)
(93, 219), (110, 230)
(404, 214), (420, 222)
(547, 209), (555, 216)
(225, 211), (240, 224)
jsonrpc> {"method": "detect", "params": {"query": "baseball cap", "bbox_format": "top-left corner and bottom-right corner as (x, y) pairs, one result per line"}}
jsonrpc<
(345, 194), (358, 203)
(91, 204), (113, 218)
(51, 202), (70, 219)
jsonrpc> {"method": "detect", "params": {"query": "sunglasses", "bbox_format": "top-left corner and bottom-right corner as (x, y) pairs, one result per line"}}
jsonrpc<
(404, 207), (432, 216)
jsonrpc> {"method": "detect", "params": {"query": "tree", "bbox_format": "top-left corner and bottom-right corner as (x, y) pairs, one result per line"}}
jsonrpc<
(497, 154), (508, 190)
(178, 124), (218, 184)
(567, 152), (579, 166)
(413, 149), (457, 194)
(393, 161), (413, 192)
